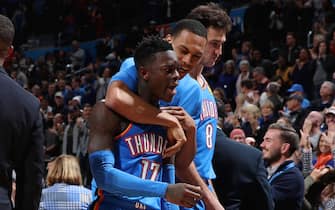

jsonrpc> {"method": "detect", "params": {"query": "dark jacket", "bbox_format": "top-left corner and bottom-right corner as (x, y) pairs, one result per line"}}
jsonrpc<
(212, 128), (274, 210)
(0, 67), (44, 210)
(269, 160), (304, 210)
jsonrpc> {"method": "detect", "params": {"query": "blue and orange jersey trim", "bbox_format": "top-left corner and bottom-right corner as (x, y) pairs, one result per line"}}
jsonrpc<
(93, 189), (104, 210)
(114, 123), (133, 141)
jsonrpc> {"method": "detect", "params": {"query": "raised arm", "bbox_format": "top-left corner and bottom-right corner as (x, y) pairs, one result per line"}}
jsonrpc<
(106, 81), (182, 128)
(105, 81), (187, 156)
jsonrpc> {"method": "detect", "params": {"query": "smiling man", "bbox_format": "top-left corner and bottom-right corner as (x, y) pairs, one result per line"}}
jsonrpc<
(260, 123), (304, 210)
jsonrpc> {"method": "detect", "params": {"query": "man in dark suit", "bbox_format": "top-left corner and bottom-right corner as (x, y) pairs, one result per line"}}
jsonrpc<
(0, 15), (44, 210)
(212, 127), (274, 210)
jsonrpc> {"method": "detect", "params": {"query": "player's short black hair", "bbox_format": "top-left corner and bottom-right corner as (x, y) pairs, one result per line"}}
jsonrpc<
(134, 35), (173, 70)
(171, 19), (207, 39)
(187, 3), (232, 32)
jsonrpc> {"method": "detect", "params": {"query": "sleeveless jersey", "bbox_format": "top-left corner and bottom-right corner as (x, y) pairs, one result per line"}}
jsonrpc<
(94, 123), (168, 210)
(194, 76), (218, 180)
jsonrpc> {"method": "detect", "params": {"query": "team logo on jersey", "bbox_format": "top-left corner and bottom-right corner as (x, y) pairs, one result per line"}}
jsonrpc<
(125, 133), (167, 156)
(200, 100), (218, 121)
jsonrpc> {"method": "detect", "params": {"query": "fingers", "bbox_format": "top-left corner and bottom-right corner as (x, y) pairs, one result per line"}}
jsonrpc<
(160, 106), (183, 111)
(164, 141), (183, 158)
(180, 184), (202, 208)
(161, 107), (185, 116)
(180, 197), (199, 208)
(162, 109), (185, 117)
(184, 184), (202, 199)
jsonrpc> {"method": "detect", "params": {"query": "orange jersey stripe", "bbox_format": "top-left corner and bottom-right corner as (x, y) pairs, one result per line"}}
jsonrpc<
(93, 189), (104, 210)
(114, 123), (133, 140)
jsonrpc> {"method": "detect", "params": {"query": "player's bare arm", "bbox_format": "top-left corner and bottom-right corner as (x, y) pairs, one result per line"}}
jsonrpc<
(87, 101), (122, 153)
(105, 81), (187, 156)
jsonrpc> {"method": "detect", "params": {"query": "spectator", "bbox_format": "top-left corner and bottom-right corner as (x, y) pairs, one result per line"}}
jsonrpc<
(287, 83), (310, 109)
(280, 32), (301, 66)
(39, 154), (91, 210)
(76, 104), (92, 187)
(274, 54), (294, 89)
(235, 60), (251, 95)
(282, 94), (309, 132)
(216, 59), (237, 100)
(260, 123), (304, 210)
(252, 66), (270, 94)
(229, 128), (246, 144)
(290, 47), (314, 99)
(69, 40), (86, 70)
(309, 81), (335, 112)
(258, 100), (279, 146)
(301, 130), (335, 177)
(259, 81), (283, 113)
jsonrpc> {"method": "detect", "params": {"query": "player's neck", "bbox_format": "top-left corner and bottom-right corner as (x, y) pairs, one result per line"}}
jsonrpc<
(190, 65), (204, 85)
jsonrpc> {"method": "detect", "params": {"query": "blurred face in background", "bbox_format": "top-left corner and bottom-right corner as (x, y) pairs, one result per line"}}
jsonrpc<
(318, 135), (331, 154)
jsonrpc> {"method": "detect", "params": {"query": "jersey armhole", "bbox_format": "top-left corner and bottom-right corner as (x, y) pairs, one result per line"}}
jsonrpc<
(114, 123), (133, 141)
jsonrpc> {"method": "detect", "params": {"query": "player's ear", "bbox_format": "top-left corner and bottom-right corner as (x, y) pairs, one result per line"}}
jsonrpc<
(138, 66), (149, 81)
(164, 34), (172, 44)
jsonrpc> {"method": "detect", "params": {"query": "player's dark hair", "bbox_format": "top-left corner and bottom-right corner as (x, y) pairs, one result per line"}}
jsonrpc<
(187, 3), (232, 32)
(171, 19), (207, 39)
(134, 35), (173, 70)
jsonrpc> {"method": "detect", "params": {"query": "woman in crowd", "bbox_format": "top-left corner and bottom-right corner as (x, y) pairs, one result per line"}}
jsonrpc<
(39, 154), (91, 210)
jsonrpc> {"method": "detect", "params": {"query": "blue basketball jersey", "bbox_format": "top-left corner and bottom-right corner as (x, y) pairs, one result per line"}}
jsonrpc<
(160, 74), (201, 124)
(93, 123), (168, 210)
(194, 76), (218, 180)
(110, 57), (138, 92)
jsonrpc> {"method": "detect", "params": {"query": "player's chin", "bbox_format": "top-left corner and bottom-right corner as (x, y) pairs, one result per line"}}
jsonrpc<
(163, 88), (176, 102)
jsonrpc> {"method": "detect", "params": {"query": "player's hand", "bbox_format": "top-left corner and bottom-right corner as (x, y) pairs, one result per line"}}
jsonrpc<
(161, 106), (195, 131)
(164, 124), (186, 158)
(165, 183), (202, 208)
(161, 107), (192, 158)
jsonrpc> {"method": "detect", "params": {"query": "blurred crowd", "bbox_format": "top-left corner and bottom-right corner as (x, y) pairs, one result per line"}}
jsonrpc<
(2, 0), (335, 209)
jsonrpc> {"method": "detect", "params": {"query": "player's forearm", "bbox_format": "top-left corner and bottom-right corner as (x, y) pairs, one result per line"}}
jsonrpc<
(175, 126), (196, 169)
(105, 81), (179, 128)
(89, 150), (168, 197)
(176, 162), (219, 207)
(176, 162), (206, 188)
